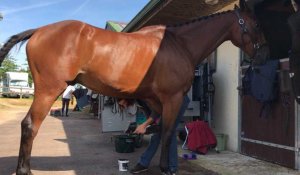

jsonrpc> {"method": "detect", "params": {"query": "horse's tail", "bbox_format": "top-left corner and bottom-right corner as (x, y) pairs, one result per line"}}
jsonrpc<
(0, 29), (37, 66)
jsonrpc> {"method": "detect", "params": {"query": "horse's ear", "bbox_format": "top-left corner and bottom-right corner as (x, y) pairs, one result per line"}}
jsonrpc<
(239, 0), (251, 12)
(239, 0), (245, 10)
(234, 4), (239, 10)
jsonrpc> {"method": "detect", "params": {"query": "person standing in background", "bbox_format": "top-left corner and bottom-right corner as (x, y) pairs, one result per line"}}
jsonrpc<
(86, 88), (92, 102)
(62, 85), (75, 117)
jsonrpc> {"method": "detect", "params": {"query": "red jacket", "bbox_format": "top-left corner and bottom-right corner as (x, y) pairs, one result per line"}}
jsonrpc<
(186, 120), (217, 154)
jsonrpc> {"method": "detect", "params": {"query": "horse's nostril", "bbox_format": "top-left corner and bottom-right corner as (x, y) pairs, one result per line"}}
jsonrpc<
(252, 45), (270, 65)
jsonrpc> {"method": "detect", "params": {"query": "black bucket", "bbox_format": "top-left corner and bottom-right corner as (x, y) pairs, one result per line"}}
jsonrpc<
(114, 134), (135, 153)
(132, 134), (143, 148)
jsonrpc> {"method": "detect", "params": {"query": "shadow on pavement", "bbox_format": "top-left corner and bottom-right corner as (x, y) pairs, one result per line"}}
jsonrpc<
(0, 110), (218, 175)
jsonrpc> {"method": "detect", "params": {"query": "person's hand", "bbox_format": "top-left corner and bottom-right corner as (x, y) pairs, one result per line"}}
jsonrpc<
(133, 123), (147, 134)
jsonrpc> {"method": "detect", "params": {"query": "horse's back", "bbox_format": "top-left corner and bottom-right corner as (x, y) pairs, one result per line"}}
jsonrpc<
(26, 20), (167, 95)
(26, 20), (96, 82)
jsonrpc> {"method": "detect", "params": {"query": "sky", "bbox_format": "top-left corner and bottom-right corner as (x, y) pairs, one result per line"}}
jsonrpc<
(0, 0), (149, 67)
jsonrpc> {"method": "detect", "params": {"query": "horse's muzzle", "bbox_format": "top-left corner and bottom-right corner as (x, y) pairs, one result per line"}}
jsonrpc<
(252, 44), (270, 65)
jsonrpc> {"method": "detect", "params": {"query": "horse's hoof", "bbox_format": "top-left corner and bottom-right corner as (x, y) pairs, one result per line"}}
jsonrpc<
(16, 172), (33, 175)
(160, 169), (167, 174)
(160, 164), (168, 172)
(16, 173), (33, 175)
(160, 168), (173, 175)
(16, 168), (33, 175)
(161, 171), (174, 175)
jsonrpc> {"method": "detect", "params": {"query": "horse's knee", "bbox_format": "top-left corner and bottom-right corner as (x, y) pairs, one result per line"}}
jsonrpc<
(21, 117), (34, 138)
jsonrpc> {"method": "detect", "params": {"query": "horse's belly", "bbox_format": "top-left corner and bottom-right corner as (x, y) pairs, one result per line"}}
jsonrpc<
(88, 50), (157, 93)
(81, 29), (163, 93)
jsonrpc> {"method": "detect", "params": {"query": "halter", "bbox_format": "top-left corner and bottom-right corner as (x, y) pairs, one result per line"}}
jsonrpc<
(234, 8), (264, 61)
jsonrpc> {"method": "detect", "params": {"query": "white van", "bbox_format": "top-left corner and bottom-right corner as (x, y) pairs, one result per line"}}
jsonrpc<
(2, 72), (34, 98)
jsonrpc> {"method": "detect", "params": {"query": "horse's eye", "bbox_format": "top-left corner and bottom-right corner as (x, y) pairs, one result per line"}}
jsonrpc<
(255, 23), (260, 29)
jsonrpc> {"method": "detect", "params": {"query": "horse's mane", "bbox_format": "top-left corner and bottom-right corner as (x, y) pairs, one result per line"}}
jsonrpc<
(166, 10), (232, 28)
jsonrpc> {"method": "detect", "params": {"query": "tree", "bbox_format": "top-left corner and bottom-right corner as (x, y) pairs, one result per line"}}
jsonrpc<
(20, 63), (33, 87)
(0, 54), (19, 81)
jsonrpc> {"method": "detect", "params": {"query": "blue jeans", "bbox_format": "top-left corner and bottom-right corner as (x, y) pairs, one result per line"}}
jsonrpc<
(139, 95), (190, 173)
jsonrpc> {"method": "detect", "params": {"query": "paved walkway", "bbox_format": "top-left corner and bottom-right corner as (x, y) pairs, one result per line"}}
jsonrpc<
(0, 110), (214, 175)
(178, 150), (299, 175)
(0, 110), (299, 175)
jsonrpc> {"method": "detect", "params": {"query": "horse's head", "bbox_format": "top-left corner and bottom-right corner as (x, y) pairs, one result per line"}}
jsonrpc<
(231, 0), (269, 65)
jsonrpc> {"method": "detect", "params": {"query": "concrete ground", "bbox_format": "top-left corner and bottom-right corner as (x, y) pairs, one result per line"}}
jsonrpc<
(0, 109), (299, 175)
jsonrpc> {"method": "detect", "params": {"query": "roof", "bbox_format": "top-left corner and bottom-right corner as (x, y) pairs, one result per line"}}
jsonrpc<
(105, 21), (127, 32)
(123, 0), (237, 32)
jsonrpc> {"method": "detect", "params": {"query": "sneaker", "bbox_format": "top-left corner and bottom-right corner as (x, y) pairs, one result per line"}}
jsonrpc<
(130, 163), (148, 174)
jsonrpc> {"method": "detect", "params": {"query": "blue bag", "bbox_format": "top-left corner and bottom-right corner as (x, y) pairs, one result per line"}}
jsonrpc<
(251, 60), (279, 103)
(242, 60), (279, 118)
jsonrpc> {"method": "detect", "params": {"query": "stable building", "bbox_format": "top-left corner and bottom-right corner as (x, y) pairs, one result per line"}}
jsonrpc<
(121, 0), (300, 170)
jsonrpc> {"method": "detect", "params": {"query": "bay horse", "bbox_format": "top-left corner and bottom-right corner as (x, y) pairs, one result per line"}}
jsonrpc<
(0, 1), (268, 175)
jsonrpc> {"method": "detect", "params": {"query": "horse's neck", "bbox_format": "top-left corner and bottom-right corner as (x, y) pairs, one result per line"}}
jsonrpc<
(169, 11), (235, 66)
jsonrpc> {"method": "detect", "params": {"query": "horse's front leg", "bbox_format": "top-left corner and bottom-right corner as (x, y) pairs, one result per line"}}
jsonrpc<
(159, 94), (183, 174)
(16, 92), (60, 175)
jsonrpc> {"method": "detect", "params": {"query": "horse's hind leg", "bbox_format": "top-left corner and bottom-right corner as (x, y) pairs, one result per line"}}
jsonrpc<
(16, 87), (64, 175)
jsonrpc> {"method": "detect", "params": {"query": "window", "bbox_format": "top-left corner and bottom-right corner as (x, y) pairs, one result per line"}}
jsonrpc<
(10, 80), (28, 87)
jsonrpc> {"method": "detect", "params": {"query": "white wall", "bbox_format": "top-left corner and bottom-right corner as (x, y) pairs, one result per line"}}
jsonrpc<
(212, 41), (240, 151)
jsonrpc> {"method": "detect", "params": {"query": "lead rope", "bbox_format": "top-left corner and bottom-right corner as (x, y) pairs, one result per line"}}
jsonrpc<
(182, 125), (189, 150)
